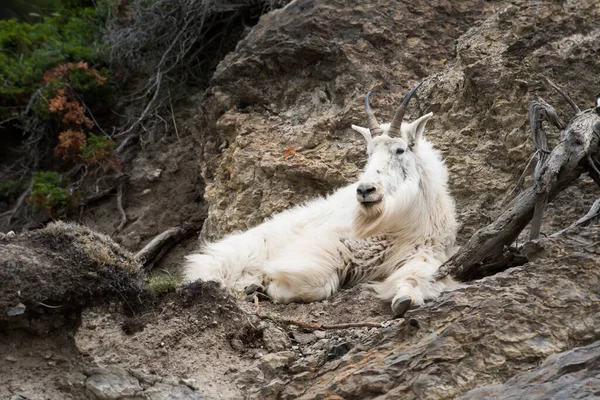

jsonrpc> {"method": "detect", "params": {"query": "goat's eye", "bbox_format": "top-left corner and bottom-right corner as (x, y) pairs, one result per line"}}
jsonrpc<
(396, 148), (405, 155)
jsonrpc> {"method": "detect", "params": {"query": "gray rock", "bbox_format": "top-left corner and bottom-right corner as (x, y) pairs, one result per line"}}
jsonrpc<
(85, 368), (141, 399)
(7, 303), (26, 316)
(256, 379), (286, 400)
(146, 169), (162, 182)
(259, 351), (296, 380)
(314, 330), (327, 340)
(262, 327), (291, 352)
(292, 331), (316, 346)
(458, 340), (600, 399)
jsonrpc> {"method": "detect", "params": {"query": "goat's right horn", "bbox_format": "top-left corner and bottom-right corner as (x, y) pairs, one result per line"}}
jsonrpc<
(365, 91), (383, 136)
(388, 81), (423, 137)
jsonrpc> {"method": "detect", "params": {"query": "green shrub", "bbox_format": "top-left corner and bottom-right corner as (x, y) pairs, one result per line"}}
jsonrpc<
(27, 171), (72, 213)
(0, 179), (25, 201)
(0, 0), (112, 119)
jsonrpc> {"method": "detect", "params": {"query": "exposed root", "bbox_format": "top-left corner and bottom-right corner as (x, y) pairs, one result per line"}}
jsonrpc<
(114, 183), (128, 234)
(0, 179), (32, 227)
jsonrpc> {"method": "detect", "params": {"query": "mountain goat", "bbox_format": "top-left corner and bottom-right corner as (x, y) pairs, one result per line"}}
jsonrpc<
(185, 82), (458, 317)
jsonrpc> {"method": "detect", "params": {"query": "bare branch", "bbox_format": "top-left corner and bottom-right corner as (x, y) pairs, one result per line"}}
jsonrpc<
(550, 198), (600, 238)
(544, 77), (581, 114)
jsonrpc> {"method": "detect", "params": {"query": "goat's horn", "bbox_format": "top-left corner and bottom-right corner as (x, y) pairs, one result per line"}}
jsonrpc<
(388, 81), (423, 137)
(365, 91), (383, 136)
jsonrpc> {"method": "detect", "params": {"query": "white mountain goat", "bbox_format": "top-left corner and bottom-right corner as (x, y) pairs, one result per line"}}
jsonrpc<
(185, 82), (458, 316)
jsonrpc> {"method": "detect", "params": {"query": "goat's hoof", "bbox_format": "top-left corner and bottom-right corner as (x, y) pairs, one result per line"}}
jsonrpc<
(244, 292), (272, 302)
(244, 284), (271, 302)
(244, 283), (265, 295)
(392, 296), (412, 318)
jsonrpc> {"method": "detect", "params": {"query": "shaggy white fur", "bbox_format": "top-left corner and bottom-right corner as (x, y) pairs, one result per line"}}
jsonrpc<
(185, 104), (457, 315)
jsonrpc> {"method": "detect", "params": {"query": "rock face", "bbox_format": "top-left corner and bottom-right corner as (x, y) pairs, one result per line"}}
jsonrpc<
(458, 339), (600, 399)
(195, 0), (600, 243)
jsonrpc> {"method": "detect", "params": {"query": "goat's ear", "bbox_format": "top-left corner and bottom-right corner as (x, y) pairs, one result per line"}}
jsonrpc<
(351, 125), (372, 143)
(402, 112), (433, 144)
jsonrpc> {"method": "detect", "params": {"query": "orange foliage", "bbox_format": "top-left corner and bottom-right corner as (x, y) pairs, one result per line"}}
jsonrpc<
(43, 62), (107, 85)
(54, 129), (87, 161)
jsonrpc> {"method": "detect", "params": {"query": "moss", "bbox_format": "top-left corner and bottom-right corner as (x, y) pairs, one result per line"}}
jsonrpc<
(147, 274), (181, 295)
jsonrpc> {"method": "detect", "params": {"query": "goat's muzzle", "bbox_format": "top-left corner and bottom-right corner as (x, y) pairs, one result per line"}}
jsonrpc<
(356, 183), (383, 206)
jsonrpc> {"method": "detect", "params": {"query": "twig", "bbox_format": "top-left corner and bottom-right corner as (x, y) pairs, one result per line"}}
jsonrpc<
(37, 302), (62, 309)
(252, 296), (384, 331)
(500, 151), (538, 207)
(114, 183), (127, 234)
(544, 77), (581, 114)
(168, 87), (180, 140)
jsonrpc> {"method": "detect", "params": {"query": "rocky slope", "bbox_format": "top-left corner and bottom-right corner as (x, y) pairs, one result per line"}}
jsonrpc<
(3, 0), (600, 399)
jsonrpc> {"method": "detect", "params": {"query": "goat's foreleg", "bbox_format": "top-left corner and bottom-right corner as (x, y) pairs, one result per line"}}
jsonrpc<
(262, 234), (343, 304)
(373, 254), (454, 317)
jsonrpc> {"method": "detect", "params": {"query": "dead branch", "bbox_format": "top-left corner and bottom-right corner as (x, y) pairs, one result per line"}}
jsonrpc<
(252, 296), (384, 331)
(436, 98), (600, 281)
(528, 95), (564, 240)
(134, 225), (197, 271)
(544, 77), (581, 114)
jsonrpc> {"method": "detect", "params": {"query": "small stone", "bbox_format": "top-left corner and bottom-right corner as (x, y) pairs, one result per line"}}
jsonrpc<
(147, 169), (162, 182)
(7, 303), (26, 316)
(180, 378), (199, 391)
(5, 356), (17, 362)
(263, 327), (291, 352)
(314, 330), (327, 339)
(85, 368), (141, 399)
(260, 351), (296, 380)
(293, 331), (316, 346)
(259, 378), (287, 399)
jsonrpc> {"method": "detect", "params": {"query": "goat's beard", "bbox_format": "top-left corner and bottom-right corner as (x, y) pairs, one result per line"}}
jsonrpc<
(352, 199), (386, 238)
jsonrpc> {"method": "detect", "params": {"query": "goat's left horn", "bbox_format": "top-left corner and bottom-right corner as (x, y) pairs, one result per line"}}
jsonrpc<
(388, 81), (423, 137)
(365, 91), (384, 136)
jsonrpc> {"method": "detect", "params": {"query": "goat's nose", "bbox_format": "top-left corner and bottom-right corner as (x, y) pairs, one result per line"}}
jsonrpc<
(357, 183), (377, 197)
